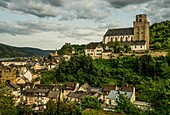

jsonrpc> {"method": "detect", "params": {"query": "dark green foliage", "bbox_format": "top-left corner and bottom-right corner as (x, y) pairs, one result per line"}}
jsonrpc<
(81, 96), (101, 110)
(150, 20), (170, 50)
(16, 104), (33, 115)
(44, 100), (81, 115)
(42, 53), (170, 114)
(0, 43), (53, 58)
(0, 84), (17, 115)
(57, 43), (85, 55)
(56, 55), (105, 86)
(115, 94), (142, 115)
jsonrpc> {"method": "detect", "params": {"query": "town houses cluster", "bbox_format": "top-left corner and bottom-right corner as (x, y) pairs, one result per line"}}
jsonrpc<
(0, 57), (149, 111)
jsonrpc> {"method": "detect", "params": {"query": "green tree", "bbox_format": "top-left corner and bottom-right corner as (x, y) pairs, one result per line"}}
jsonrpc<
(0, 84), (17, 115)
(44, 100), (81, 115)
(115, 94), (142, 115)
(81, 96), (101, 110)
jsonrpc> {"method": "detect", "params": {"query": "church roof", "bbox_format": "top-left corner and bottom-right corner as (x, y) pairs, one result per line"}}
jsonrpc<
(104, 27), (134, 37)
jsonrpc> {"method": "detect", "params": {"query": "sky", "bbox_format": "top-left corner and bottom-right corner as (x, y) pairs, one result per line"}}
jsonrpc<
(0, 0), (169, 50)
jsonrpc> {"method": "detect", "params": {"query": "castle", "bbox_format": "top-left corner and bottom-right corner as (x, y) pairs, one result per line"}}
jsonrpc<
(103, 14), (150, 51)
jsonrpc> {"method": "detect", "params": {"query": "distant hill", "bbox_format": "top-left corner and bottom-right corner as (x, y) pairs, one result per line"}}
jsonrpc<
(0, 43), (54, 58)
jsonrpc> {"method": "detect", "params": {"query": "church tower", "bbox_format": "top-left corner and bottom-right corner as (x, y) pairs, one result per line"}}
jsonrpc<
(55, 48), (58, 56)
(133, 14), (150, 50)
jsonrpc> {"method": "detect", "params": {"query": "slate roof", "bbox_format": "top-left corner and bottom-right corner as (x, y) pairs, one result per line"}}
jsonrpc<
(63, 82), (77, 90)
(104, 27), (134, 37)
(85, 42), (105, 49)
(47, 90), (59, 98)
(25, 88), (49, 93)
(6, 83), (19, 90)
(107, 90), (132, 100)
(67, 91), (87, 99)
(34, 84), (54, 89)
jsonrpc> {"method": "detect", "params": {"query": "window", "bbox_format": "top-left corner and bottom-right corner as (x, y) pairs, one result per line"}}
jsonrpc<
(87, 50), (90, 52)
(121, 37), (123, 41)
(141, 46), (142, 48)
(139, 19), (142, 23)
(115, 37), (118, 41)
(91, 50), (94, 52)
(96, 50), (102, 52)
(135, 46), (137, 48)
(126, 37), (128, 41)
(97, 53), (102, 55)
(109, 100), (112, 105)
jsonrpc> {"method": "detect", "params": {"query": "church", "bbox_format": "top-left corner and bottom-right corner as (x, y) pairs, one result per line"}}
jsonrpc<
(103, 14), (150, 51)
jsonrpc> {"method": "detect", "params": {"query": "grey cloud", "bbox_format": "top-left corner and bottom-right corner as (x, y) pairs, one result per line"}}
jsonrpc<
(0, 0), (65, 18)
(142, 0), (170, 23)
(73, 1), (110, 21)
(0, 1), (8, 8)
(0, 22), (35, 35)
(0, 0), (110, 21)
(106, 0), (152, 8)
(41, 0), (64, 7)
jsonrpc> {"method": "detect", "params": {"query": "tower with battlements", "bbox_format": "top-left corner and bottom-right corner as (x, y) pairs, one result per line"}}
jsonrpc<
(133, 14), (150, 50)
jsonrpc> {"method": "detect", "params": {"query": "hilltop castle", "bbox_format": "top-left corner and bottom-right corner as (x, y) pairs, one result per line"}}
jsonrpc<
(103, 14), (150, 51)
(84, 14), (150, 59)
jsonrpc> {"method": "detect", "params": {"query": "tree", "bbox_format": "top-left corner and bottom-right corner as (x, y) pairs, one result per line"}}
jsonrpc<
(81, 96), (101, 110)
(44, 100), (81, 115)
(115, 94), (142, 115)
(0, 84), (17, 115)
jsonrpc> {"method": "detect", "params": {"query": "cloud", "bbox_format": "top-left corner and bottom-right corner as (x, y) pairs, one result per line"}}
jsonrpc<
(0, 0), (110, 21)
(142, 0), (170, 23)
(0, 21), (35, 35)
(0, 20), (103, 42)
(71, 0), (110, 21)
(106, 0), (152, 8)
(0, 0), (66, 18)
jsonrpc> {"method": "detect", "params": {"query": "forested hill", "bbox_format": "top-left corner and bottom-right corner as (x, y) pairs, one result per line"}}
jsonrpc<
(57, 43), (85, 55)
(150, 20), (170, 50)
(0, 43), (54, 58)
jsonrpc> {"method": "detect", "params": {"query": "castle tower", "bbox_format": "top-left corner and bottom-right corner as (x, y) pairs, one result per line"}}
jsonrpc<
(133, 14), (150, 50)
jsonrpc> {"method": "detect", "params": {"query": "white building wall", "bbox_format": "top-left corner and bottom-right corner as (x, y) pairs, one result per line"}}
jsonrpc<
(104, 35), (134, 44)
(2, 62), (27, 66)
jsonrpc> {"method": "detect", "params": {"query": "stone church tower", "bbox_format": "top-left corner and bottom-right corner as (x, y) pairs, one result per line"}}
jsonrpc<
(133, 14), (150, 50)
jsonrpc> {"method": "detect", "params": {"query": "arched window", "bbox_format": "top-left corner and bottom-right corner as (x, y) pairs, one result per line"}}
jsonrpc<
(126, 37), (128, 41)
(121, 37), (123, 41)
(115, 37), (118, 41)
(111, 38), (113, 42)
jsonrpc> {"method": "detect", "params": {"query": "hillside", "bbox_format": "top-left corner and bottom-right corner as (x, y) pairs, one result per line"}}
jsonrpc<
(150, 20), (170, 50)
(0, 43), (54, 58)
(57, 43), (85, 55)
